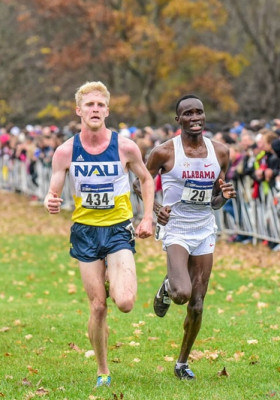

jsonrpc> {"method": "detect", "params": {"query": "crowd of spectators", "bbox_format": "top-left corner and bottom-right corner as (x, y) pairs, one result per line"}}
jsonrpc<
(2, 117), (280, 248)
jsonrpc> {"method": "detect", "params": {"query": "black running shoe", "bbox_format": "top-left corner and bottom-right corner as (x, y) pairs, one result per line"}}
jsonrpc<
(153, 276), (171, 317)
(174, 364), (196, 380)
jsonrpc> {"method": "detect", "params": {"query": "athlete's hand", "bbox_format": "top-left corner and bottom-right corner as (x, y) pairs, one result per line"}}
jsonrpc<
(219, 179), (236, 199)
(135, 217), (153, 239)
(157, 206), (171, 226)
(45, 192), (63, 214)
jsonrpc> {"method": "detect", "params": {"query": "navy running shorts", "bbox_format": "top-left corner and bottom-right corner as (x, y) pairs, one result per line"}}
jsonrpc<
(69, 220), (136, 262)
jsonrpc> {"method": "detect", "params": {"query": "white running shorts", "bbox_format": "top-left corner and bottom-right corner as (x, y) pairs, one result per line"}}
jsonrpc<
(162, 228), (217, 256)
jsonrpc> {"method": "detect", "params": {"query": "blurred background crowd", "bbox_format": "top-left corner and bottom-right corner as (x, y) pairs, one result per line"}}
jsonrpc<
(2, 117), (280, 250)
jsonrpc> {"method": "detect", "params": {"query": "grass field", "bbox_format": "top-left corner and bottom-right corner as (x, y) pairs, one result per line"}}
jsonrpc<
(0, 193), (280, 399)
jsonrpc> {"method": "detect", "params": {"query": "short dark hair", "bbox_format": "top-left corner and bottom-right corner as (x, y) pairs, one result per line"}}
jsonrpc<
(175, 94), (201, 115)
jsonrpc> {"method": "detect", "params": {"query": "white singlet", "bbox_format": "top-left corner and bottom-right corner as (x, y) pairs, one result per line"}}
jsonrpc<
(161, 135), (221, 240)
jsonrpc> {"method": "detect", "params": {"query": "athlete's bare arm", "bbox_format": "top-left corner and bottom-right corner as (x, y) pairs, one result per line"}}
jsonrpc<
(133, 140), (173, 225)
(44, 138), (73, 214)
(118, 136), (154, 238)
(211, 140), (236, 210)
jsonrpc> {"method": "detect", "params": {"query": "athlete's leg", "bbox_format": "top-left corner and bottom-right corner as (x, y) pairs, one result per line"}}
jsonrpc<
(166, 244), (191, 305)
(177, 253), (213, 363)
(79, 259), (109, 375)
(106, 249), (137, 313)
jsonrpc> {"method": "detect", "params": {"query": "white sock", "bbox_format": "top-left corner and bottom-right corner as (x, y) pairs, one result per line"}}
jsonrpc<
(176, 361), (188, 368)
(165, 278), (171, 293)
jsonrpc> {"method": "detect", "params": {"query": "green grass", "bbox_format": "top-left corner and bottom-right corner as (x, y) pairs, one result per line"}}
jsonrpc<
(0, 235), (280, 399)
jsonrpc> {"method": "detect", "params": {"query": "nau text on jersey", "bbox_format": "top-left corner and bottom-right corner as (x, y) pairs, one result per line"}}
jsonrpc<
(74, 164), (118, 177)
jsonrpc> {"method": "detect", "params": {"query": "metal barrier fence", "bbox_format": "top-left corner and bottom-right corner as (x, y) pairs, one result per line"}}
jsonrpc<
(1, 156), (280, 244)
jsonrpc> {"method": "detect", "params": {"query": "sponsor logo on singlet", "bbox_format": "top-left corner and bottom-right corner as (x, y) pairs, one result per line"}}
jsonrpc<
(76, 154), (85, 161)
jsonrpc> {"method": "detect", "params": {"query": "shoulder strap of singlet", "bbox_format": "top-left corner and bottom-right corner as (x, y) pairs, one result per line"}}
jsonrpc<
(71, 131), (120, 162)
(203, 136), (216, 158)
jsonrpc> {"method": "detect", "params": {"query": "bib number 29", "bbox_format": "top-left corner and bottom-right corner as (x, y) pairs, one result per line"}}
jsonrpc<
(181, 180), (213, 205)
(190, 190), (206, 202)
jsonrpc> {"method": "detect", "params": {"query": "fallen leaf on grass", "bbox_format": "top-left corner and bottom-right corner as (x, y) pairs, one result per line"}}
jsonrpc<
(25, 334), (33, 340)
(67, 284), (77, 294)
(204, 350), (220, 360)
(164, 356), (174, 362)
(55, 386), (65, 392)
(0, 326), (10, 332)
(35, 387), (49, 396)
(272, 337), (280, 342)
(189, 350), (205, 361)
(85, 350), (95, 358)
(129, 341), (140, 347)
(257, 302), (268, 309)
(236, 285), (248, 295)
(147, 336), (159, 341)
(249, 354), (259, 363)
(27, 366), (38, 375)
(266, 391), (277, 397)
(68, 342), (82, 353)
(132, 321), (145, 327)
(22, 377), (32, 386)
(112, 393), (124, 399)
(0, 393), (4, 397)
(23, 391), (35, 400)
(218, 367), (229, 377)
(233, 351), (245, 361)
(247, 339), (258, 344)
(112, 342), (123, 349)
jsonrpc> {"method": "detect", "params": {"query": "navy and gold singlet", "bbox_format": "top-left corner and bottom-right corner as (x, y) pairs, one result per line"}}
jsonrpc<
(69, 131), (133, 226)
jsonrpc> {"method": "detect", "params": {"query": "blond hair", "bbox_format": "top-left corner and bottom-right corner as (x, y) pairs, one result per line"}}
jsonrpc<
(75, 81), (110, 107)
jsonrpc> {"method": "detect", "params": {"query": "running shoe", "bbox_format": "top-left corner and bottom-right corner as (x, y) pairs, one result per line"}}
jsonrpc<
(174, 364), (196, 380)
(153, 276), (171, 317)
(95, 374), (111, 388)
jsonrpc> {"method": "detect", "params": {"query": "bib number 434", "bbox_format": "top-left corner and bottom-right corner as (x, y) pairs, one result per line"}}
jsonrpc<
(81, 183), (115, 209)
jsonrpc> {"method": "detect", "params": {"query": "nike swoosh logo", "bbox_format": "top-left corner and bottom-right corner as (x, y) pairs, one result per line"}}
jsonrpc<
(204, 163), (213, 167)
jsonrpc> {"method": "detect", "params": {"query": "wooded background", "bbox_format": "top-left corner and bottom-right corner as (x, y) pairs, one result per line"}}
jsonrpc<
(1, 0), (280, 128)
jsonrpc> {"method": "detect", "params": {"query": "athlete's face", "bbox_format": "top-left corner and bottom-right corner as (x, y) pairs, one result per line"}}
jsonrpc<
(175, 98), (206, 136)
(76, 91), (109, 131)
